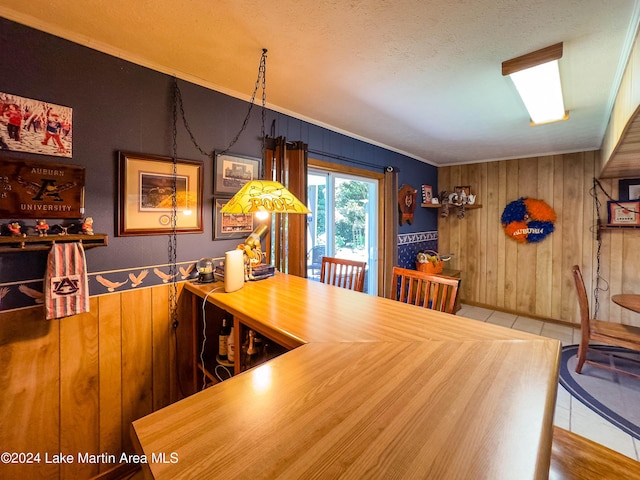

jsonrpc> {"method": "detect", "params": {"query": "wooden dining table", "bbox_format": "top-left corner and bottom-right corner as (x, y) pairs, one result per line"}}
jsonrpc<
(131, 272), (560, 479)
(612, 294), (640, 314)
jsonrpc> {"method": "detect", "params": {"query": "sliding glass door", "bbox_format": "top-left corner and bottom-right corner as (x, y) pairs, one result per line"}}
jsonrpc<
(307, 168), (378, 295)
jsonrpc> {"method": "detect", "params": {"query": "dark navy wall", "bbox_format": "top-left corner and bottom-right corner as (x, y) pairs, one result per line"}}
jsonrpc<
(0, 18), (437, 307)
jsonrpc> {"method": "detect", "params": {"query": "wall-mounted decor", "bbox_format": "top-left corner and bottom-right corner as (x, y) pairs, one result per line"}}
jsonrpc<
(607, 201), (640, 226)
(213, 197), (254, 240)
(421, 185), (433, 204)
(117, 151), (203, 236)
(454, 185), (471, 198)
(398, 184), (417, 225)
(619, 178), (640, 201)
(501, 197), (556, 243)
(0, 156), (85, 218)
(214, 153), (260, 195)
(0, 92), (72, 157)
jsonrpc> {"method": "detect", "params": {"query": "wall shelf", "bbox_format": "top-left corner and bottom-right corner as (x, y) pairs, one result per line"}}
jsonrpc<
(598, 221), (640, 231)
(599, 225), (640, 230)
(0, 233), (108, 253)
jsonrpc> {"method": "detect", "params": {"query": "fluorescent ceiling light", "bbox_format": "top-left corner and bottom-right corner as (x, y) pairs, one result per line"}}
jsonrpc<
(502, 43), (568, 125)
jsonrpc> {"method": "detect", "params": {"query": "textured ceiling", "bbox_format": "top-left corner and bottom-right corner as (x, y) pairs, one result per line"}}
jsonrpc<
(1, 0), (639, 166)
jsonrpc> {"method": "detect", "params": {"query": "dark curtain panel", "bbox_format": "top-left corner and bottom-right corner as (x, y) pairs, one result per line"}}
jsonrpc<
(264, 136), (308, 277)
(383, 166), (399, 298)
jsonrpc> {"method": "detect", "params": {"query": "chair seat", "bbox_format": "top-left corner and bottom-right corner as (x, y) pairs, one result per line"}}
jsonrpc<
(592, 320), (640, 351)
(573, 264), (640, 378)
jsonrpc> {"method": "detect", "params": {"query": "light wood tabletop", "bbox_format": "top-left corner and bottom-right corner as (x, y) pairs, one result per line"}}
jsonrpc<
(612, 294), (640, 314)
(132, 272), (560, 479)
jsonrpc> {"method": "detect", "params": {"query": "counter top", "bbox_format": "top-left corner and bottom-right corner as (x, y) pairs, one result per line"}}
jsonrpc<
(132, 273), (560, 479)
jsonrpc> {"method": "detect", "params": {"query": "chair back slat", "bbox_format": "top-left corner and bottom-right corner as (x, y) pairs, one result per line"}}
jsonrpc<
(320, 257), (367, 292)
(391, 267), (460, 314)
(572, 265), (592, 332)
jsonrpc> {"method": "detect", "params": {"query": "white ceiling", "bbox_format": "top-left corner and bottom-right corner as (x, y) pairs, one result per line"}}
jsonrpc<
(1, 0), (639, 166)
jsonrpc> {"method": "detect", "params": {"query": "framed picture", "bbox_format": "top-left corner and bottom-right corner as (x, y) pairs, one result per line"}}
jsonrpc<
(214, 153), (260, 194)
(421, 185), (433, 204)
(117, 151), (203, 236)
(607, 201), (640, 226)
(619, 178), (640, 201)
(0, 91), (73, 158)
(454, 185), (471, 197)
(214, 197), (254, 240)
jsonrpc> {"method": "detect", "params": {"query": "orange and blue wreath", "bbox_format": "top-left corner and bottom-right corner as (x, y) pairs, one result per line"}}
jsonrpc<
(501, 197), (556, 243)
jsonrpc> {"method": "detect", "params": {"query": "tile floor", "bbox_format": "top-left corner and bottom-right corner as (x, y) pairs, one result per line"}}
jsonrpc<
(458, 303), (640, 461)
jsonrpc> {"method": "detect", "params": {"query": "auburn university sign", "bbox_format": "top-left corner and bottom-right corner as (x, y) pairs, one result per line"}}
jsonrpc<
(0, 157), (85, 218)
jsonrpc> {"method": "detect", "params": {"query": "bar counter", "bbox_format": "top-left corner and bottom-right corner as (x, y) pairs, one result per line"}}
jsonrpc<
(132, 272), (560, 479)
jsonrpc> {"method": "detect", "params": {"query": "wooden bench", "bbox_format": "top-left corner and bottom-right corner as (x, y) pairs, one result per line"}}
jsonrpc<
(550, 426), (640, 479)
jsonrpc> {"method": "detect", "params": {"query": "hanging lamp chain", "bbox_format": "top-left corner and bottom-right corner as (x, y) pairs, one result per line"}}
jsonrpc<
(174, 49), (268, 160)
(168, 49), (268, 323)
(168, 77), (179, 327)
(175, 84), (210, 157)
(219, 48), (268, 157)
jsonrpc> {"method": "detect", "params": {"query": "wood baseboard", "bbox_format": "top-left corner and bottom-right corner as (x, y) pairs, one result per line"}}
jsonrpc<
(460, 300), (579, 329)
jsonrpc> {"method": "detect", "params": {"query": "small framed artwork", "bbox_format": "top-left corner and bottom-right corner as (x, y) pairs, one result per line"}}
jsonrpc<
(421, 185), (433, 204)
(117, 151), (203, 236)
(214, 197), (254, 240)
(619, 178), (640, 201)
(214, 153), (260, 195)
(454, 185), (471, 198)
(607, 200), (640, 226)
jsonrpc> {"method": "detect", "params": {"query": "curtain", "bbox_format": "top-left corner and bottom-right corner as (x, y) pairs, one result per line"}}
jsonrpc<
(263, 136), (308, 277)
(383, 166), (399, 298)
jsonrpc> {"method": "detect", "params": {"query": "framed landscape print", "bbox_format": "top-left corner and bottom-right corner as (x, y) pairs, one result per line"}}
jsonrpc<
(117, 151), (203, 236)
(214, 153), (260, 195)
(213, 197), (254, 240)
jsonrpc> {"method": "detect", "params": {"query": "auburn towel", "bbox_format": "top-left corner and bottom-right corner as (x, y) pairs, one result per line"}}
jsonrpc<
(44, 242), (90, 320)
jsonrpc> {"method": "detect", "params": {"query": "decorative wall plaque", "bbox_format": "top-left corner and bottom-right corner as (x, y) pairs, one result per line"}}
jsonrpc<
(0, 157), (85, 219)
(398, 184), (417, 225)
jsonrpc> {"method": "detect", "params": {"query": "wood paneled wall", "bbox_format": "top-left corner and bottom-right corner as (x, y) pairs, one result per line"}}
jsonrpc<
(438, 151), (640, 327)
(600, 29), (640, 178)
(0, 283), (184, 480)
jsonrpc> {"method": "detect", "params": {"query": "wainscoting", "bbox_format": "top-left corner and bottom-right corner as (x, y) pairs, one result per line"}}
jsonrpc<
(438, 151), (640, 327)
(0, 283), (184, 479)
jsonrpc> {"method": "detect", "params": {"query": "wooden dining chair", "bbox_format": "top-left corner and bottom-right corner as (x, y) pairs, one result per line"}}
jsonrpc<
(320, 257), (366, 292)
(572, 265), (640, 378)
(391, 266), (460, 314)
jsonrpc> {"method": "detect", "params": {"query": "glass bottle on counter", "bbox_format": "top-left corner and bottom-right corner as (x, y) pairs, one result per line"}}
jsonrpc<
(218, 316), (231, 362)
(227, 326), (235, 363)
(243, 329), (256, 370)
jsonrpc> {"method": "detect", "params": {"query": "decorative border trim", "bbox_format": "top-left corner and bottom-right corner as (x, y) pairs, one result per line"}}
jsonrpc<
(0, 259), (224, 312)
(397, 231), (438, 245)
